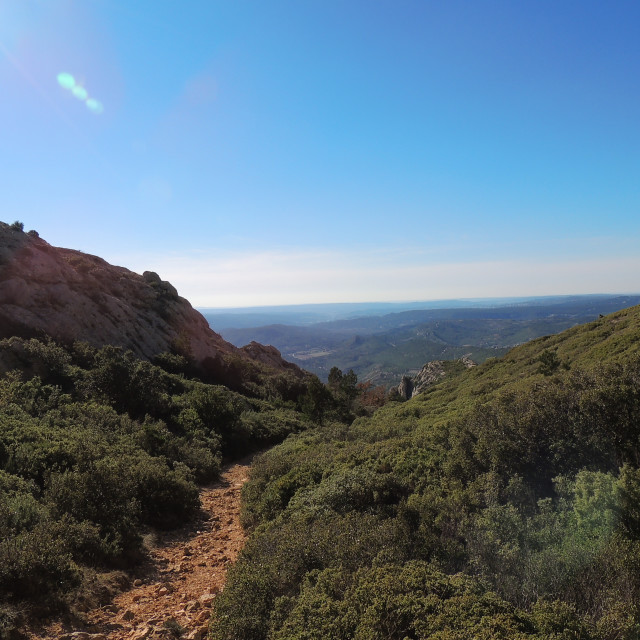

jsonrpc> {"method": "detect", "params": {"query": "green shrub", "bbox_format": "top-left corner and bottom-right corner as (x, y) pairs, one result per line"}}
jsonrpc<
(44, 458), (142, 562)
(0, 522), (79, 601)
(132, 458), (199, 529)
(0, 485), (44, 536)
(212, 512), (401, 640)
(215, 561), (595, 640)
(288, 466), (407, 517)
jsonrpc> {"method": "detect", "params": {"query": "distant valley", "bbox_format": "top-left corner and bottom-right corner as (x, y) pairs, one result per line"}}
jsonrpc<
(204, 295), (640, 385)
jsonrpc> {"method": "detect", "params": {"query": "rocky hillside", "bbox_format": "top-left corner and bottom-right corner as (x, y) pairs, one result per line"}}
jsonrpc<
(0, 222), (304, 386)
(0, 223), (323, 638)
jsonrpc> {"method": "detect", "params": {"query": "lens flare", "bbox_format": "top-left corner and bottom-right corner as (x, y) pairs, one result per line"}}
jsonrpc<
(57, 72), (104, 115)
(86, 98), (104, 115)
(57, 73), (75, 90)
(71, 86), (88, 100)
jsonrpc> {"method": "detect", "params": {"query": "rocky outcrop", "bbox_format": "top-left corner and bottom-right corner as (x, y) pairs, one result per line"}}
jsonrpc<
(396, 357), (477, 399)
(0, 222), (306, 382)
(411, 360), (447, 396)
(460, 355), (476, 369)
(240, 341), (301, 374)
(397, 375), (415, 401)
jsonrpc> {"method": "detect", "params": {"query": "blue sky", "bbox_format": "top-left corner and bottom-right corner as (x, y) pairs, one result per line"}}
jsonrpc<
(1, 0), (639, 306)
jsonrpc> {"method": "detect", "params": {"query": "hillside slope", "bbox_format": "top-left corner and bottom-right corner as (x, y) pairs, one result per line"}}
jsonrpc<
(0, 222), (305, 388)
(211, 303), (640, 640)
(404, 303), (640, 427)
(0, 223), (325, 638)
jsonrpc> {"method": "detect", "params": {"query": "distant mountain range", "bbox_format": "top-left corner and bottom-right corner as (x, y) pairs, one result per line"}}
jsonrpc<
(203, 295), (640, 385)
(202, 295), (624, 329)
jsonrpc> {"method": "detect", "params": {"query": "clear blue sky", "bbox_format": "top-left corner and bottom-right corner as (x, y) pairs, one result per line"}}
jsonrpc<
(2, 1), (639, 306)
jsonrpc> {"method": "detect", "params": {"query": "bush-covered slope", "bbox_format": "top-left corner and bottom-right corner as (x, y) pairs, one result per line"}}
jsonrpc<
(0, 336), (320, 632)
(211, 305), (640, 640)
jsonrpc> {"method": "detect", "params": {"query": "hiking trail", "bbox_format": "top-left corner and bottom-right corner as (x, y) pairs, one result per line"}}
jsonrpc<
(28, 457), (252, 640)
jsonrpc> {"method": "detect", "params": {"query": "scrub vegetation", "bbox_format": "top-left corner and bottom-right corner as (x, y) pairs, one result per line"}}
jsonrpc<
(211, 305), (640, 640)
(0, 336), (324, 633)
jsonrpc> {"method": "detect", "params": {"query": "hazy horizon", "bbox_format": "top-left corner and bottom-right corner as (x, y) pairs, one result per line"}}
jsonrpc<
(198, 292), (639, 314)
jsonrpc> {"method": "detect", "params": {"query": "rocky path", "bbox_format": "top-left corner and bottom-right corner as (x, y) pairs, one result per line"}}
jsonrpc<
(28, 458), (252, 640)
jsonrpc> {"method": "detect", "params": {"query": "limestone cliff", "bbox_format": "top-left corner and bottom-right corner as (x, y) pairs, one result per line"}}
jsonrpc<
(0, 222), (305, 383)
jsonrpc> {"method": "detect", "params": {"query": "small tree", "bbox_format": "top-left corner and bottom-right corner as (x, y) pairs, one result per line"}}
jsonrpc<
(328, 366), (343, 390)
(300, 376), (333, 422)
(326, 367), (360, 420)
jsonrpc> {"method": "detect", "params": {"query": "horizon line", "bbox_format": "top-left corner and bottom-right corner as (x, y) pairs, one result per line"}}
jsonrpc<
(197, 292), (640, 313)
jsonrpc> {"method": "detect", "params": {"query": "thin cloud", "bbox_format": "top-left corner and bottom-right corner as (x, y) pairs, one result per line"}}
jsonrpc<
(110, 248), (640, 308)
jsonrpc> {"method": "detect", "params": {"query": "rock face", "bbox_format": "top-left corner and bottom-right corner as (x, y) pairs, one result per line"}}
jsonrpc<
(396, 357), (477, 399)
(397, 375), (415, 401)
(0, 222), (305, 381)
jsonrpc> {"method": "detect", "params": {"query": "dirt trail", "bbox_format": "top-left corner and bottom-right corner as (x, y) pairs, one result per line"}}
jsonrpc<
(29, 458), (252, 640)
